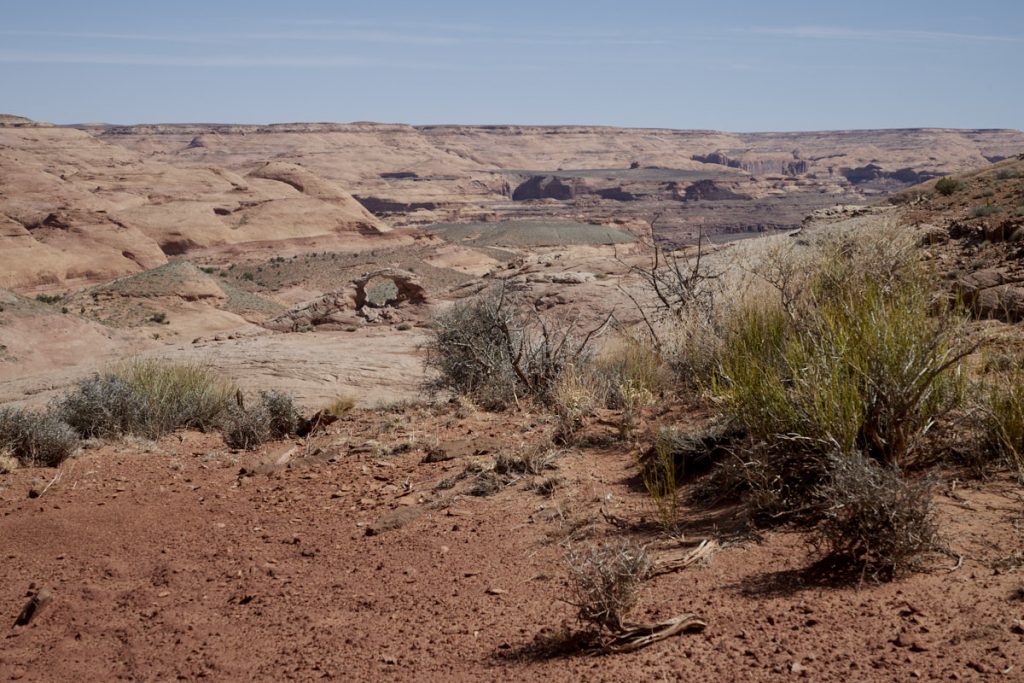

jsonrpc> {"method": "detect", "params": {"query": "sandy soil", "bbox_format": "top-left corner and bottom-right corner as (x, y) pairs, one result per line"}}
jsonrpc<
(0, 404), (1021, 681)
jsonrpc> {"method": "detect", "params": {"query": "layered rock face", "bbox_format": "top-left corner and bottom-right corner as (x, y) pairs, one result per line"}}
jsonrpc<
(4, 116), (1024, 290)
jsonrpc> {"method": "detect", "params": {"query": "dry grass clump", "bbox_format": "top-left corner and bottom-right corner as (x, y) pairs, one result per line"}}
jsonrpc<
(565, 540), (652, 632)
(979, 363), (1024, 475)
(550, 363), (606, 441)
(0, 407), (79, 467)
(0, 447), (20, 473)
(814, 455), (939, 579)
(323, 394), (356, 417)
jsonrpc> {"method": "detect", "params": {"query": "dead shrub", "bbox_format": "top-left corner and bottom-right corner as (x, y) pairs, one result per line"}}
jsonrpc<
(565, 540), (652, 632)
(424, 282), (608, 409)
(814, 455), (939, 580)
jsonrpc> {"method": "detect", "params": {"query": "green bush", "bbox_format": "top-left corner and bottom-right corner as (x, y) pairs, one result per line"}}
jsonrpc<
(718, 268), (968, 468)
(0, 407), (79, 467)
(935, 176), (962, 196)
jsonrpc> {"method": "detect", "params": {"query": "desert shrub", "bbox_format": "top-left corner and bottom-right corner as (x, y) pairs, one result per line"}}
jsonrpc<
(718, 260), (969, 468)
(260, 390), (300, 439)
(58, 360), (235, 439)
(814, 455), (938, 579)
(980, 367), (1024, 474)
(550, 362), (606, 441)
(34, 294), (62, 305)
(221, 391), (300, 449)
(596, 334), (672, 408)
(935, 176), (962, 196)
(424, 283), (604, 409)
(0, 407), (79, 467)
(996, 169), (1022, 180)
(56, 375), (150, 438)
(565, 540), (652, 632)
(221, 402), (271, 450)
(495, 444), (559, 476)
(972, 205), (1001, 218)
(706, 223), (971, 524)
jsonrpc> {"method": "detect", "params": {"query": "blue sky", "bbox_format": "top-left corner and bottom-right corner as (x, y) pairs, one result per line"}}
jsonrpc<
(0, 0), (1021, 130)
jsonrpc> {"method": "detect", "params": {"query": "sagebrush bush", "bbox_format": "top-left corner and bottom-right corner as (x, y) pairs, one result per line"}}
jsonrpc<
(260, 390), (300, 439)
(0, 407), (79, 467)
(56, 374), (150, 438)
(222, 402), (271, 450)
(566, 541), (651, 632)
(814, 455), (938, 579)
(57, 359), (235, 439)
(221, 391), (300, 449)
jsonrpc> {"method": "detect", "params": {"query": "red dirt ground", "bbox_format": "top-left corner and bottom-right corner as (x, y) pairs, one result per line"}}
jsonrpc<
(1, 405), (1023, 681)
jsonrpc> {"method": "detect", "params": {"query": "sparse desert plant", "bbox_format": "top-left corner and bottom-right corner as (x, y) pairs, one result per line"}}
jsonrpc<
(596, 334), (672, 408)
(323, 395), (356, 417)
(979, 366), (1024, 474)
(935, 176), (962, 196)
(495, 444), (560, 476)
(0, 448), (19, 474)
(260, 390), (300, 439)
(221, 401), (271, 450)
(814, 455), (938, 580)
(551, 362), (606, 442)
(718, 257), (970, 468)
(0, 407), (79, 467)
(424, 281), (607, 409)
(56, 374), (151, 438)
(972, 205), (1001, 218)
(615, 380), (654, 441)
(565, 540), (652, 632)
(640, 428), (681, 530)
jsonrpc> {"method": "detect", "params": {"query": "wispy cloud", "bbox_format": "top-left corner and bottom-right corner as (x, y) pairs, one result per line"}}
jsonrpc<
(0, 26), (667, 48)
(0, 50), (541, 71)
(745, 25), (1020, 43)
(0, 28), (460, 47)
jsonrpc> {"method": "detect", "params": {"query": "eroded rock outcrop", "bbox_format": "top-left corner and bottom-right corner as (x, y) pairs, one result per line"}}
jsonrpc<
(512, 176), (574, 201)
